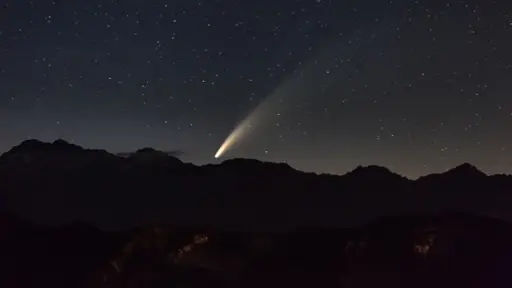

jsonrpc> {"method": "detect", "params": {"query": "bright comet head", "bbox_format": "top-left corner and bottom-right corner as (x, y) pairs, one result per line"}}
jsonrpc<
(214, 145), (226, 159)
(214, 117), (256, 159)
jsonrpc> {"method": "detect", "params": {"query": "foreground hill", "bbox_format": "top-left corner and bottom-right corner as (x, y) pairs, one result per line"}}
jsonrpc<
(1, 139), (512, 230)
(2, 213), (512, 288)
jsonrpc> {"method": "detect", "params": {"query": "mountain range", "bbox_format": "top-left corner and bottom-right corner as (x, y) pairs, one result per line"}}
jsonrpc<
(3, 139), (512, 287)
(1, 139), (512, 230)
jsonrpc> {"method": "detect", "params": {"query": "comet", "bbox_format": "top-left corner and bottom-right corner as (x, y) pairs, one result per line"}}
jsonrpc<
(213, 74), (303, 159)
(214, 86), (279, 159)
(214, 107), (259, 159)
(214, 127), (243, 159)
(214, 118), (254, 158)
(214, 38), (350, 159)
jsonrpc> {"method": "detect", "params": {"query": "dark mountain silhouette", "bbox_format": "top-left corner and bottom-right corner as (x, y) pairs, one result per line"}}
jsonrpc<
(3, 140), (512, 287)
(345, 164), (405, 181)
(417, 163), (487, 183)
(116, 148), (185, 164)
(1, 139), (512, 230)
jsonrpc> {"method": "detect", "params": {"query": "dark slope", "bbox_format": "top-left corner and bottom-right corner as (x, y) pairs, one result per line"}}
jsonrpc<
(2, 139), (512, 287)
(3, 213), (512, 288)
(0, 139), (511, 230)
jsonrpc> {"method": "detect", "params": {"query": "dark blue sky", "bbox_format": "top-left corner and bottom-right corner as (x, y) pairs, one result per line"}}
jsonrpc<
(0, 0), (511, 178)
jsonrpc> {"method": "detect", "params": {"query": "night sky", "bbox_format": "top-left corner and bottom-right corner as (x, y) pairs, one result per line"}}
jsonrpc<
(1, 0), (511, 178)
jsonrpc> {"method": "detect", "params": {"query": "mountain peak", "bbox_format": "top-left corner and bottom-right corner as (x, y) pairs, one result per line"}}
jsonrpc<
(351, 165), (393, 174)
(115, 148), (184, 167)
(16, 139), (44, 149)
(118, 148), (183, 158)
(136, 147), (159, 153)
(0, 139), (115, 169)
(52, 139), (84, 152)
(447, 163), (486, 177)
(416, 162), (487, 183)
(6, 139), (84, 156)
(346, 165), (405, 181)
(52, 138), (72, 146)
(133, 147), (170, 158)
(4, 139), (47, 157)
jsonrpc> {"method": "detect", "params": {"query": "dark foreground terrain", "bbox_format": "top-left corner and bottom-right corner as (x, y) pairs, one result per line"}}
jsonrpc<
(2, 140), (512, 287)
(2, 139), (512, 230)
(2, 213), (512, 288)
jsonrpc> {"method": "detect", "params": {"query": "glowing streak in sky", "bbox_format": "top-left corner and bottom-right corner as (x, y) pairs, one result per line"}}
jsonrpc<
(215, 107), (264, 159)
(213, 75), (300, 159)
(214, 94), (272, 159)
(214, 38), (347, 159)
(214, 118), (255, 158)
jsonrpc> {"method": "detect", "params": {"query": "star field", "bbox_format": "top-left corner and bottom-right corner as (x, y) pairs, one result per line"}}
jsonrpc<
(0, 0), (511, 178)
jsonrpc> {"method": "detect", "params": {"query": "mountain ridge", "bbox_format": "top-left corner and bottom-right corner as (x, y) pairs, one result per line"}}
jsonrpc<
(0, 138), (493, 179)
(5, 140), (512, 287)
(0, 139), (510, 231)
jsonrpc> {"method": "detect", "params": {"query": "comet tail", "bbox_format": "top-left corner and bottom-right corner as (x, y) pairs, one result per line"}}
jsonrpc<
(214, 117), (254, 158)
